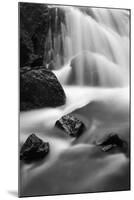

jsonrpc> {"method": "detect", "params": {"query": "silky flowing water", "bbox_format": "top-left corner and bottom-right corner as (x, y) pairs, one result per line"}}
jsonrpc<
(20, 6), (130, 196)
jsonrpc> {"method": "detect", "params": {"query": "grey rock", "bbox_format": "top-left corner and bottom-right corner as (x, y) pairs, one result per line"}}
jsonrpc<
(96, 133), (127, 152)
(55, 114), (85, 137)
(20, 134), (49, 162)
(20, 68), (66, 111)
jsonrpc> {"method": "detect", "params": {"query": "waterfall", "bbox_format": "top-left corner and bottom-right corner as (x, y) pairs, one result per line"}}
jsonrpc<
(48, 6), (129, 87)
(20, 5), (130, 196)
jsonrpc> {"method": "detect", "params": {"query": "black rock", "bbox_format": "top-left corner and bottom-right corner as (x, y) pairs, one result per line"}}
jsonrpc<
(55, 114), (85, 137)
(20, 3), (66, 68)
(20, 66), (32, 74)
(96, 133), (127, 152)
(20, 68), (66, 111)
(30, 56), (44, 67)
(20, 134), (49, 162)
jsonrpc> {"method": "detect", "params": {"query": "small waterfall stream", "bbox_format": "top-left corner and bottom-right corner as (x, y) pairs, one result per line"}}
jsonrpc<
(47, 6), (129, 87)
(20, 6), (130, 196)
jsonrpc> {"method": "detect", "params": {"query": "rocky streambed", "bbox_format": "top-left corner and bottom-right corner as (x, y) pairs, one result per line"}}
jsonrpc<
(19, 81), (130, 196)
(19, 3), (130, 197)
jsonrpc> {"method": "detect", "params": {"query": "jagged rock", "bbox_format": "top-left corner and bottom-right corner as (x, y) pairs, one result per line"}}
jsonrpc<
(55, 114), (85, 137)
(20, 134), (49, 162)
(20, 68), (66, 111)
(96, 133), (127, 152)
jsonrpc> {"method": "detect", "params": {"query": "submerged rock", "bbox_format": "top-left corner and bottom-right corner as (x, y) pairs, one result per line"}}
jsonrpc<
(96, 133), (127, 152)
(20, 68), (66, 111)
(55, 114), (85, 137)
(20, 134), (49, 162)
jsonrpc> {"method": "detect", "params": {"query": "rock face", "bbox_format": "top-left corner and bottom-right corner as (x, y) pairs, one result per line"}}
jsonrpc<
(20, 134), (49, 162)
(96, 133), (127, 152)
(55, 114), (85, 137)
(20, 3), (66, 68)
(20, 68), (66, 111)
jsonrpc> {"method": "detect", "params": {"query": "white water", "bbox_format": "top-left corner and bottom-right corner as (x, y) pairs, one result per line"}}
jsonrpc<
(20, 7), (130, 196)
(53, 6), (129, 87)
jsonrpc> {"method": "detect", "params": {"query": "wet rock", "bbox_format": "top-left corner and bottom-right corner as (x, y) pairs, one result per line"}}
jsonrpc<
(96, 133), (127, 152)
(20, 65), (46, 74)
(20, 134), (49, 162)
(30, 56), (44, 68)
(55, 114), (85, 137)
(20, 68), (66, 111)
(20, 66), (32, 74)
(20, 3), (66, 68)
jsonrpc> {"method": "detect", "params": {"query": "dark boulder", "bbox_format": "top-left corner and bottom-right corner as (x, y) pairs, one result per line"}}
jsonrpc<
(96, 133), (127, 152)
(20, 134), (49, 162)
(20, 68), (66, 111)
(55, 114), (85, 137)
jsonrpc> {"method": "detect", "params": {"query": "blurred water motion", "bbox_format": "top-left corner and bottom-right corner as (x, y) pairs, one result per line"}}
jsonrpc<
(20, 6), (130, 196)
(48, 7), (129, 86)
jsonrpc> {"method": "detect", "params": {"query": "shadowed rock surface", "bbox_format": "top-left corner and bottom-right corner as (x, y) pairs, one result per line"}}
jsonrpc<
(20, 134), (49, 162)
(96, 133), (128, 153)
(20, 68), (66, 111)
(55, 114), (85, 137)
(20, 3), (65, 68)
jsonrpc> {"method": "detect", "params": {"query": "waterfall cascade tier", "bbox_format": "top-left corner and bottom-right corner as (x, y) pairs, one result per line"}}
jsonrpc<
(46, 6), (129, 87)
(20, 4), (130, 197)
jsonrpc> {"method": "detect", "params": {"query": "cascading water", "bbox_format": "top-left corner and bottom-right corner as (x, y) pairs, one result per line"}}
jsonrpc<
(48, 6), (129, 87)
(20, 6), (130, 196)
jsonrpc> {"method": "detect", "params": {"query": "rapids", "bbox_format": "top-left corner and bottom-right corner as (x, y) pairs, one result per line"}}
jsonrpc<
(20, 6), (130, 196)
